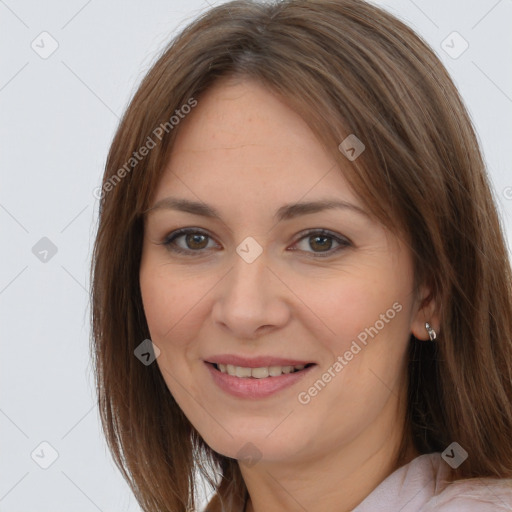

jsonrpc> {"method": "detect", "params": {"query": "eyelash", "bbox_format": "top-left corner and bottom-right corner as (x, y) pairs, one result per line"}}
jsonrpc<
(160, 228), (352, 258)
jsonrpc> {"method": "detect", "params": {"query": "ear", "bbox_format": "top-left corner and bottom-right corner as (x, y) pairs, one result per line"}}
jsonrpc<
(410, 284), (440, 341)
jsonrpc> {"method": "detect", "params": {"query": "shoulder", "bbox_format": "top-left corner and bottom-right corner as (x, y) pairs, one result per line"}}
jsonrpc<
(420, 453), (512, 511)
(353, 451), (512, 511)
(421, 478), (512, 511)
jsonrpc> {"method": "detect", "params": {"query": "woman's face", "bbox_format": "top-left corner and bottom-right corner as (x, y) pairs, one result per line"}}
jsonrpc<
(139, 77), (431, 467)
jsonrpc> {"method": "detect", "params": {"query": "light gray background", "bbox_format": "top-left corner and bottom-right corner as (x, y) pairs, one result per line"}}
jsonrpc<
(1, 0), (511, 511)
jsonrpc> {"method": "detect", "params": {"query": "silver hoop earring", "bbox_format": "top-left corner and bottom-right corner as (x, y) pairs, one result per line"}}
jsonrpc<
(425, 322), (437, 341)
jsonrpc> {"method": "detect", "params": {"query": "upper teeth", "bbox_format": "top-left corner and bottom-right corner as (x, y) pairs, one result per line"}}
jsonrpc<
(217, 364), (306, 378)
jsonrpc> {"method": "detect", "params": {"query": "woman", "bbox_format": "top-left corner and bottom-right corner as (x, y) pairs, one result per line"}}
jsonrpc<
(90, 1), (512, 510)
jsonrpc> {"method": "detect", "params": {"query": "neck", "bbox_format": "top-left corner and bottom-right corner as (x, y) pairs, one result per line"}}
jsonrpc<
(240, 415), (419, 512)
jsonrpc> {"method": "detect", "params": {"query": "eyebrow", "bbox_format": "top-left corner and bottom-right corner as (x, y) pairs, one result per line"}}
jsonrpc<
(146, 197), (369, 222)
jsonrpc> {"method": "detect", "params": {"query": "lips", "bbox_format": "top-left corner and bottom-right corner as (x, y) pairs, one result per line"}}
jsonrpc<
(203, 354), (318, 399)
(205, 354), (315, 368)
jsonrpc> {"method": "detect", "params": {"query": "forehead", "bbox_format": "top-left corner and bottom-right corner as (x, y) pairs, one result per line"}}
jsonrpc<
(154, 78), (359, 207)
(173, 76), (311, 148)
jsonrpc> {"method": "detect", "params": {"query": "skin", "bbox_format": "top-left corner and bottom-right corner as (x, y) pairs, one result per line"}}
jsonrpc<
(139, 76), (439, 512)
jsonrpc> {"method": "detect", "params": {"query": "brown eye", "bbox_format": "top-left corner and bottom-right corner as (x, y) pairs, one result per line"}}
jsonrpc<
(308, 234), (333, 252)
(162, 228), (218, 255)
(161, 228), (351, 258)
(183, 233), (209, 250)
(291, 229), (351, 257)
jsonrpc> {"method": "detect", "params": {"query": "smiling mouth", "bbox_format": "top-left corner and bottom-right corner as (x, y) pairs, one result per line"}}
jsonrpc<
(210, 362), (316, 379)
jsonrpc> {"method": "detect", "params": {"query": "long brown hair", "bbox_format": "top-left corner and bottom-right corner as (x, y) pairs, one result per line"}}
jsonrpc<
(90, 1), (512, 510)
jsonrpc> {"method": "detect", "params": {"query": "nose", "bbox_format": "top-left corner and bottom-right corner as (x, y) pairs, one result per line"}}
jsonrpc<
(211, 249), (291, 340)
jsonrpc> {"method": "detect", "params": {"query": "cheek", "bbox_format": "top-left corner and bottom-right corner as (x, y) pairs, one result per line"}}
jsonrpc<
(303, 269), (414, 410)
(139, 260), (205, 397)
(140, 259), (200, 343)
(303, 272), (410, 347)
(139, 264), (173, 341)
(295, 280), (412, 440)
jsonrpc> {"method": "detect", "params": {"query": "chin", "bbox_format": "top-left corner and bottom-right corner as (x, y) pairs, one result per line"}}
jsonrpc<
(199, 425), (308, 465)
